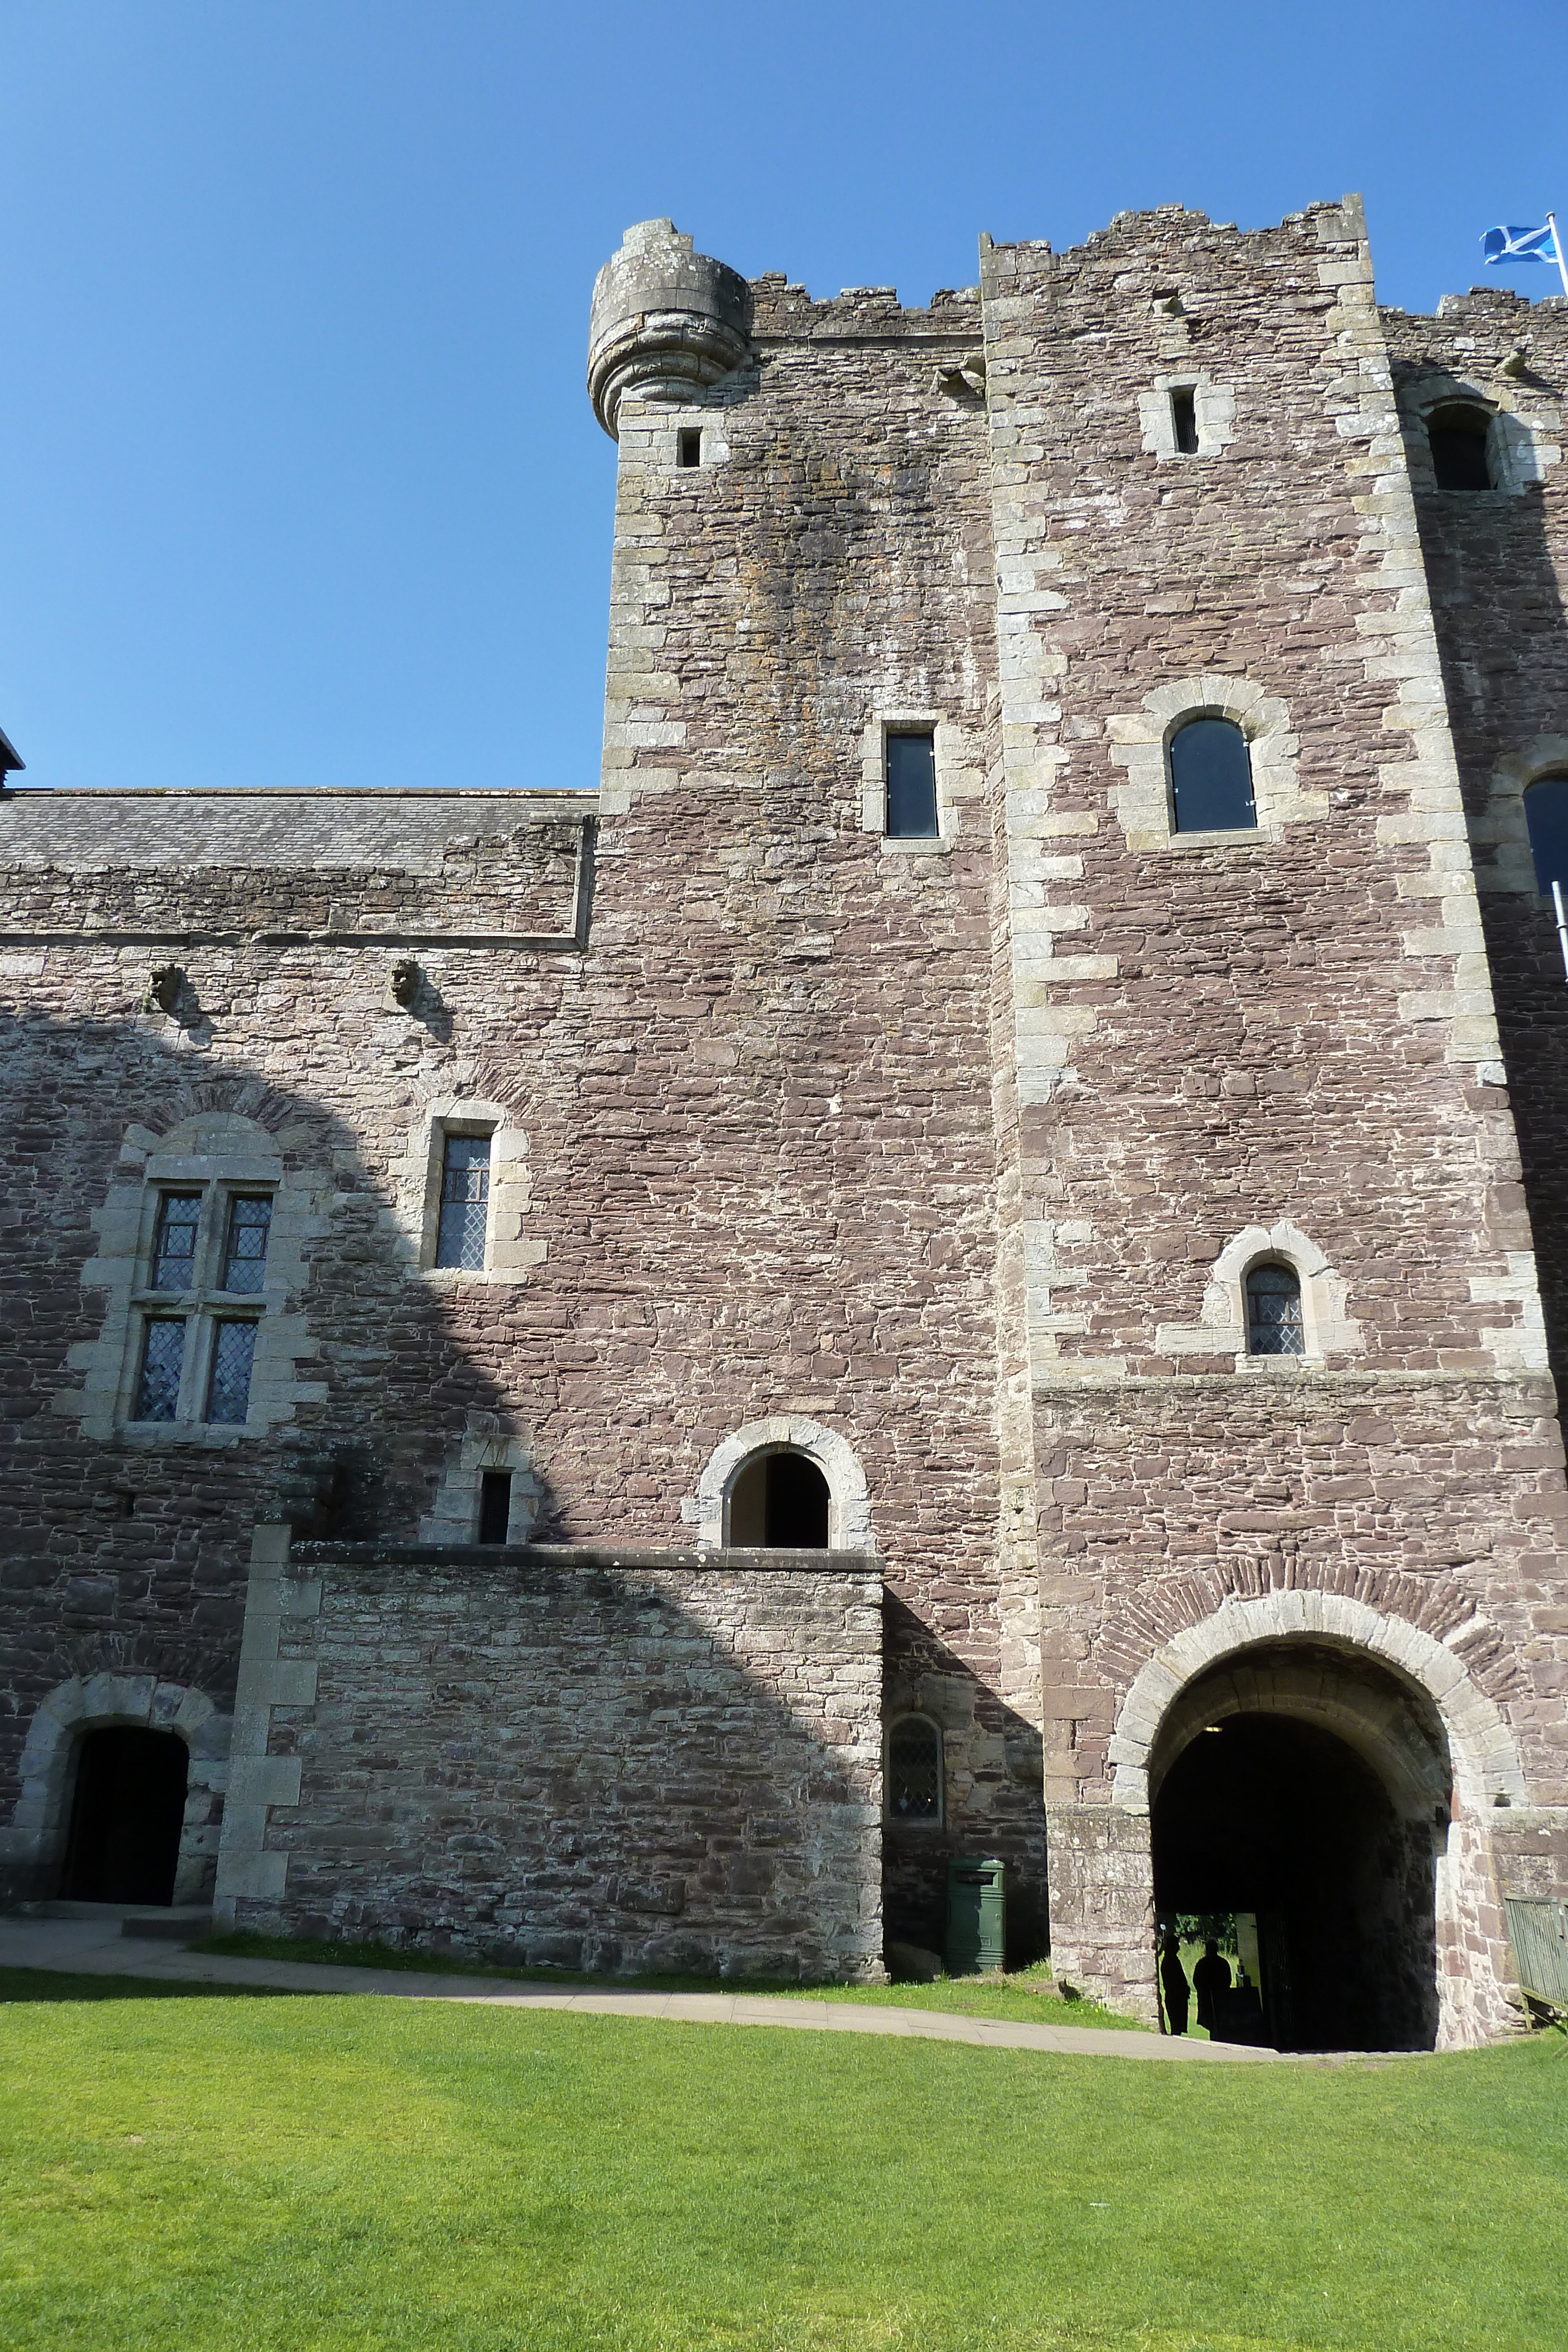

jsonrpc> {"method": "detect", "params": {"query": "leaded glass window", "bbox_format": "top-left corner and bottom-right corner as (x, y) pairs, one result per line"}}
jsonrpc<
(134, 1318), (186, 1420)
(151, 1193), (202, 1292)
(222, 1195), (272, 1293)
(1245, 1262), (1305, 1357)
(887, 1716), (942, 1823)
(435, 1134), (491, 1269)
(205, 1320), (258, 1424)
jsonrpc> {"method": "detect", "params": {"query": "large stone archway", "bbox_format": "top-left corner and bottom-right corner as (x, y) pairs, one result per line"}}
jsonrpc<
(1049, 1593), (1527, 2049)
(0, 1674), (232, 1907)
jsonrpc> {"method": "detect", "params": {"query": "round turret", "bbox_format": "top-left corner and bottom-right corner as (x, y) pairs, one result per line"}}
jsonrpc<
(587, 219), (753, 439)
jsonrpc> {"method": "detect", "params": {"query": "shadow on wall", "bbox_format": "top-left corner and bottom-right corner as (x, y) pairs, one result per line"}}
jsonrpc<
(0, 1003), (554, 1903)
(1395, 358), (1568, 1384)
(881, 1596), (1048, 1968)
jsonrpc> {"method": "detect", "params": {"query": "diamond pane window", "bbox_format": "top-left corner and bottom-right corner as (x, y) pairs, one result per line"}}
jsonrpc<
(134, 1319), (186, 1421)
(435, 1134), (491, 1270)
(1246, 1262), (1305, 1357)
(222, 1195), (272, 1293)
(205, 1320), (258, 1425)
(887, 1716), (942, 1823)
(151, 1194), (203, 1292)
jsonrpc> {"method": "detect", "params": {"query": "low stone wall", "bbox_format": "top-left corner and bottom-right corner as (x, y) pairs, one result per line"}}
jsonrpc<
(218, 1534), (884, 1981)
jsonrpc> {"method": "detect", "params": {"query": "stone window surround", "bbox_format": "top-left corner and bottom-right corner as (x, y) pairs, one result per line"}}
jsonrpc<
(1106, 674), (1323, 853)
(1400, 372), (1560, 497)
(637, 405), (733, 477)
(1154, 1218), (1363, 1368)
(1474, 736), (1568, 901)
(386, 1096), (543, 1285)
(1136, 372), (1237, 461)
(69, 1112), (327, 1445)
(883, 1710), (945, 1830)
(419, 1418), (543, 1544)
(0, 1673), (232, 1906)
(860, 711), (980, 850)
(688, 1416), (874, 1551)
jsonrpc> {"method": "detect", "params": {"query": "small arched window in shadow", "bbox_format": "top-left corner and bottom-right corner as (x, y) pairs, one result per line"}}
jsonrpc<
(1168, 716), (1257, 834)
(886, 1715), (944, 1824)
(1427, 404), (1494, 492)
(1245, 1261), (1305, 1357)
(727, 1448), (831, 1546)
(1523, 776), (1568, 897)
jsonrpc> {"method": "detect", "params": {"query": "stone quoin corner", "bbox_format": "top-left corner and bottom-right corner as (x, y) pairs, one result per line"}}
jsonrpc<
(3, 197), (1567, 2050)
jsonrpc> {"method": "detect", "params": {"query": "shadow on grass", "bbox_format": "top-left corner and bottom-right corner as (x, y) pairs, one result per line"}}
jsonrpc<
(0, 1966), (304, 2006)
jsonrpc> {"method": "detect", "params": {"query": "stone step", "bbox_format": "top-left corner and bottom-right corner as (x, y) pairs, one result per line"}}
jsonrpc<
(121, 1909), (215, 1941)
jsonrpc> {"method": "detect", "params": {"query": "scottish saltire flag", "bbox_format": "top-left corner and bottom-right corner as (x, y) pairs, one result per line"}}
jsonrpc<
(1483, 222), (1561, 266)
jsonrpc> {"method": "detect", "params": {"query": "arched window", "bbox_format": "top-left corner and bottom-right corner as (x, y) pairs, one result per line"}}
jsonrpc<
(885, 1715), (943, 1824)
(1168, 716), (1257, 834)
(726, 1448), (831, 1546)
(1523, 776), (1568, 896)
(1427, 404), (1494, 492)
(1245, 1262), (1305, 1357)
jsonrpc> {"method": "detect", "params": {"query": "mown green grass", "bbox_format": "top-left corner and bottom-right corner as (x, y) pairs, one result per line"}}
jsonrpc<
(1, 1967), (1564, 2351)
(195, 1931), (1146, 2033)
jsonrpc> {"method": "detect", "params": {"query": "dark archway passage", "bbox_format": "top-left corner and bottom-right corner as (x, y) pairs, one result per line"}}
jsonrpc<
(727, 1449), (830, 1546)
(61, 1726), (189, 1905)
(1152, 1709), (1440, 2052)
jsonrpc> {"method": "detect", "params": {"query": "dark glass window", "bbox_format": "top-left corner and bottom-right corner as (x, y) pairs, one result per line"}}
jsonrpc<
(478, 1470), (513, 1544)
(727, 1449), (831, 1546)
(221, 1195), (272, 1293)
(677, 428), (701, 469)
(1524, 777), (1568, 896)
(134, 1318), (186, 1421)
(435, 1134), (491, 1269)
(1171, 387), (1199, 455)
(1427, 405), (1493, 492)
(205, 1320), (258, 1424)
(1246, 1263), (1305, 1357)
(151, 1193), (202, 1292)
(887, 731), (938, 838)
(887, 1717), (942, 1823)
(1169, 716), (1257, 834)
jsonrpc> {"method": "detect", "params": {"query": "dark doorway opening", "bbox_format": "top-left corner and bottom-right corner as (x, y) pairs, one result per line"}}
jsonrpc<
(61, 1726), (189, 1905)
(727, 1449), (831, 1546)
(1152, 1710), (1438, 2051)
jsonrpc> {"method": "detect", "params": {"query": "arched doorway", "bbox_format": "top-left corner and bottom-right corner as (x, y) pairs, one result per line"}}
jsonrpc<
(1149, 1641), (1449, 2051)
(61, 1726), (189, 1905)
(726, 1449), (831, 1546)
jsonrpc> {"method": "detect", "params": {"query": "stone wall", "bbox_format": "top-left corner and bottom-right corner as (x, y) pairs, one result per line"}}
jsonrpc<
(220, 1534), (883, 1982)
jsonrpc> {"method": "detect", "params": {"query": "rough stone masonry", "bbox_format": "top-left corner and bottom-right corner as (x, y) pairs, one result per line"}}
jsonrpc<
(1, 195), (1566, 2038)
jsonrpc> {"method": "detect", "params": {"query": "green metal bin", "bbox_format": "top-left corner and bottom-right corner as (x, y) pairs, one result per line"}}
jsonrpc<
(945, 1855), (1005, 1975)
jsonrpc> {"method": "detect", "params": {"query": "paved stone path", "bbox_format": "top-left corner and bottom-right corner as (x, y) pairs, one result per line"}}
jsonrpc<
(0, 1909), (1343, 2063)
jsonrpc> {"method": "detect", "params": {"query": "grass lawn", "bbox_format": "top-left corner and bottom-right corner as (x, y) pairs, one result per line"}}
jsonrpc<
(195, 1931), (1148, 2033)
(2, 1968), (1565, 2351)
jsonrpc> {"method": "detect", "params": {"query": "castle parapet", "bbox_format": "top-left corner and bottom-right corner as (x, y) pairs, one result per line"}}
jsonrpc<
(587, 219), (751, 438)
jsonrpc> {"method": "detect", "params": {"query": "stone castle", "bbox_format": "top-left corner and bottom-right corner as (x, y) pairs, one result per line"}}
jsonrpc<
(4, 192), (1567, 2049)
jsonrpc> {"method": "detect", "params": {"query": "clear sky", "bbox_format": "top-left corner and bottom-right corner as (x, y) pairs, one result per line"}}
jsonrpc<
(0, 1), (1560, 794)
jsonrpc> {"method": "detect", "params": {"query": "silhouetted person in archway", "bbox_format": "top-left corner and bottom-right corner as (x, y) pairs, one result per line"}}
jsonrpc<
(1193, 1937), (1232, 2037)
(1159, 1932), (1189, 2034)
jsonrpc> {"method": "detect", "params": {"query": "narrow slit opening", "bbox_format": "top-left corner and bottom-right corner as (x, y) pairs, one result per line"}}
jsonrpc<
(677, 429), (702, 469)
(1171, 387), (1199, 455)
(478, 1471), (513, 1545)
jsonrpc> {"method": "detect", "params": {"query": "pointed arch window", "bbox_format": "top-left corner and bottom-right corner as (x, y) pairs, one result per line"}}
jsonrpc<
(1245, 1262), (1305, 1357)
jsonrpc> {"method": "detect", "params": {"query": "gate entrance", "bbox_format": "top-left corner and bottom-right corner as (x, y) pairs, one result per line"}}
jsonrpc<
(61, 1726), (189, 1905)
(1149, 1643), (1447, 2051)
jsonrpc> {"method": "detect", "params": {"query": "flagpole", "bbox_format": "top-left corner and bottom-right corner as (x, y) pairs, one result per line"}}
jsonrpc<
(1548, 212), (1568, 297)
(1554, 878), (1568, 984)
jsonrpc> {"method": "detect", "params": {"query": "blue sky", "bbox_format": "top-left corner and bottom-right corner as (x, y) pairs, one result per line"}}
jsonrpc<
(0, 1), (1560, 794)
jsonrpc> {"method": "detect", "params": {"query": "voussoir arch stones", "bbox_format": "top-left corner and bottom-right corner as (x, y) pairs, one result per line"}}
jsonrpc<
(690, 1418), (872, 1551)
(3, 1674), (232, 1875)
(1107, 1591), (1527, 1816)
